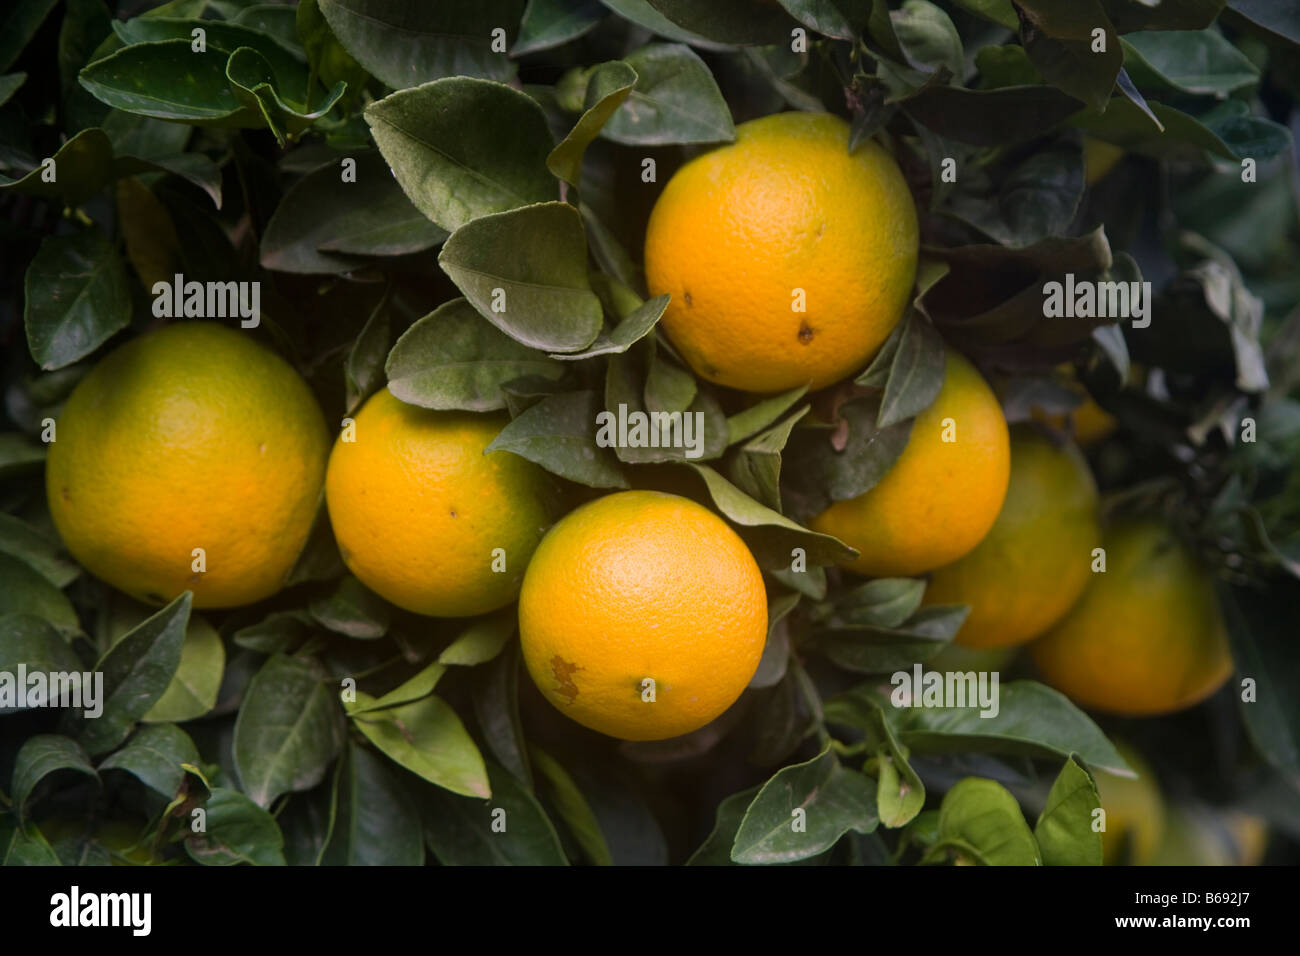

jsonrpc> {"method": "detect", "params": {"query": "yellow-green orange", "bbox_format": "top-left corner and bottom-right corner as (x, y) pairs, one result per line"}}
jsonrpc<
(519, 491), (767, 741)
(325, 388), (552, 617)
(811, 351), (1010, 577)
(1095, 742), (1165, 865)
(924, 428), (1100, 649)
(1084, 136), (1125, 185)
(46, 322), (328, 609)
(1031, 518), (1233, 716)
(644, 111), (919, 393)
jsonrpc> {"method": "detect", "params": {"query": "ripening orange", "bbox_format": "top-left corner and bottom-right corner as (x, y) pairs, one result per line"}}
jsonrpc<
(811, 351), (1010, 577)
(1031, 518), (1234, 716)
(644, 111), (918, 393)
(518, 491), (768, 741)
(923, 427), (1101, 649)
(325, 388), (553, 617)
(46, 322), (328, 609)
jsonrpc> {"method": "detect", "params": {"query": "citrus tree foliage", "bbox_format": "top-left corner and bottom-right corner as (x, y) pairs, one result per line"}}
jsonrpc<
(1, 0), (1298, 867)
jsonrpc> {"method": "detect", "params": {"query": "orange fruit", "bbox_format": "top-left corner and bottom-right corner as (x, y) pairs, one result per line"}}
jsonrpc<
(518, 490), (767, 741)
(1094, 742), (1165, 866)
(810, 351), (1010, 577)
(644, 111), (919, 393)
(46, 322), (328, 609)
(325, 388), (553, 617)
(924, 427), (1100, 649)
(1030, 518), (1234, 716)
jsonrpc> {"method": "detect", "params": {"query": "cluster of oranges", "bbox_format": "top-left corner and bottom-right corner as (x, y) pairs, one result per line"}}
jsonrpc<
(46, 113), (1231, 745)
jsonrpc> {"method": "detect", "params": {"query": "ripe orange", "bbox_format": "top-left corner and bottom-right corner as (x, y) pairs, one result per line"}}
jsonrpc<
(518, 490), (767, 741)
(644, 111), (919, 393)
(325, 388), (553, 617)
(1031, 518), (1234, 716)
(46, 322), (328, 609)
(810, 351), (1010, 577)
(924, 427), (1100, 649)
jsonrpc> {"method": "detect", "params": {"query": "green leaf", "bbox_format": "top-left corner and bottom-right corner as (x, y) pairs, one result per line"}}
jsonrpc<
(904, 83), (1084, 146)
(0, 0), (59, 72)
(776, 0), (861, 40)
(351, 691), (491, 798)
(474, 641), (532, 789)
(485, 390), (629, 488)
(112, 17), (309, 100)
(12, 735), (98, 819)
(1016, 0), (1122, 112)
(1034, 756), (1103, 865)
(233, 611), (311, 655)
(0, 72), (26, 108)
(602, 44), (735, 145)
(1072, 92), (1291, 162)
(816, 604), (966, 672)
(421, 762), (567, 864)
(727, 406), (808, 512)
(345, 293), (391, 414)
(731, 747), (878, 864)
(0, 816), (62, 865)
(750, 593), (799, 689)
(79, 41), (256, 126)
(142, 615), (224, 723)
(439, 610), (516, 666)
(952, 0), (1018, 30)
(548, 61), (637, 186)
(530, 745), (611, 865)
(825, 578), (926, 629)
(318, 0), (525, 88)
(550, 293), (668, 361)
(785, 395), (914, 508)
(597, 0), (727, 46)
(1121, 29), (1258, 95)
(439, 202), (602, 352)
(726, 386), (808, 446)
(515, 0), (606, 56)
(321, 743), (423, 865)
(308, 575), (391, 639)
(685, 785), (761, 865)
(74, 593), (191, 756)
(875, 310), (946, 428)
(871, 679), (1131, 774)
(0, 553), (79, 637)
(1219, 582), (1300, 781)
(641, 0), (795, 45)
(23, 231), (130, 371)
(297, 0), (369, 105)
(224, 45), (346, 145)
(0, 615), (82, 715)
(98, 723), (200, 798)
(233, 654), (346, 807)
(385, 299), (564, 412)
(365, 79), (556, 232)
(932, 777), (1040, 865)
(1107, 0), (1226, 33)
(891, 0), (964, 77)
(345, 661), (447, 717)
(261, 152), (445, 274)
(603, 342), (725, 462)
(680, 463), (858, 568)
(185, 787), (286, 865)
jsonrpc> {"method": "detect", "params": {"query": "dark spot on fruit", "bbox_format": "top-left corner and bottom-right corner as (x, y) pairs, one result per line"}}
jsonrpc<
(701, 362), (719, 377)
(60, 486), (71, 503)
(798, 321), (816, 344)
(145, 592), (166, 604)
(550, 655), (583, 702)
(815, 222), (826, 238)
(683, 290), (693, 307)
